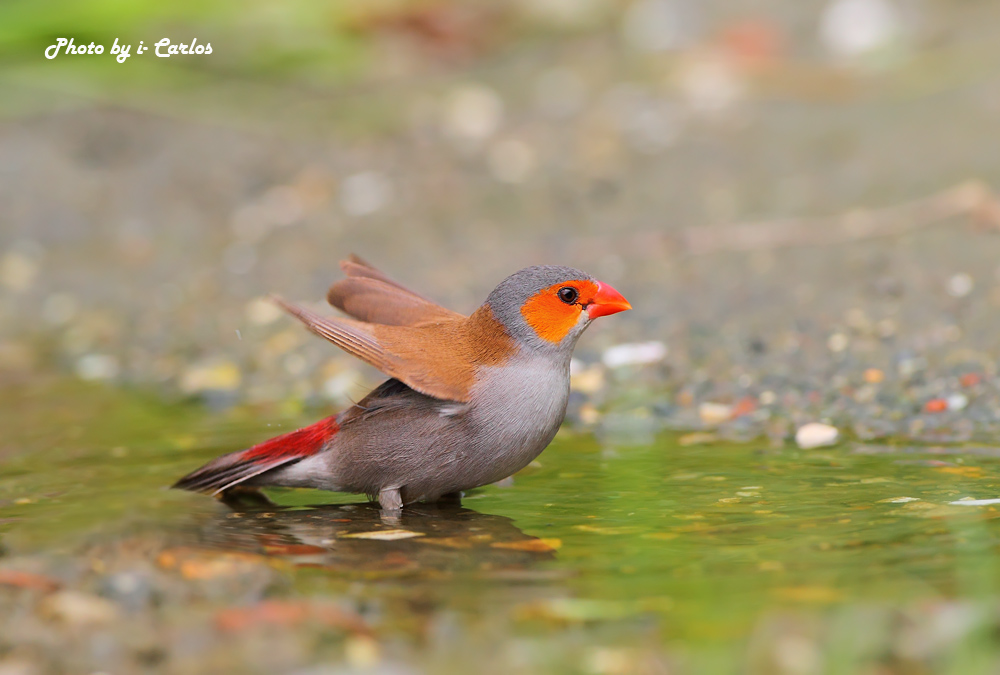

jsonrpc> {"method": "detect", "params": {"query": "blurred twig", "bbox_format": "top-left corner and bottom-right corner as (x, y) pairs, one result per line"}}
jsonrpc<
(575, 181), (1000, 260)
(680, 181), (1000, 256)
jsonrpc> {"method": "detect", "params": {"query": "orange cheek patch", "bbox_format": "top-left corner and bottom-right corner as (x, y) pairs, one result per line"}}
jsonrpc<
(520, 281), (596, 343)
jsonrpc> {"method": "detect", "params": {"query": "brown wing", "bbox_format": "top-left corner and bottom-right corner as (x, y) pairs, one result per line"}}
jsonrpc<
(327, 254), (464, 326)
(272, 296), (475, 402)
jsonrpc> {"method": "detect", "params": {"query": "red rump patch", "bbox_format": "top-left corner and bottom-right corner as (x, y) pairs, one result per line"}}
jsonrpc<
(242, 416), (340, 462)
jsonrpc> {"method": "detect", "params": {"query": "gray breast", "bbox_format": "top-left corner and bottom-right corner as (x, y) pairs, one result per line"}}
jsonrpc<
(461, 354), (571, 487)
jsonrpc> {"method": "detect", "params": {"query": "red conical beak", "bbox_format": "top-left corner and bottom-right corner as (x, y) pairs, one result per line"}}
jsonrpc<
(587, 281), (632, 319)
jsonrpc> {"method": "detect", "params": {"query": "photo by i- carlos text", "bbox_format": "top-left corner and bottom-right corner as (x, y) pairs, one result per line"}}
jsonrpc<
(44, 38), (212, 63)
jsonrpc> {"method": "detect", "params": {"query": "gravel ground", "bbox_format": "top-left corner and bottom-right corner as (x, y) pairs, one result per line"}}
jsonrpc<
(4, 2), (1000, 448)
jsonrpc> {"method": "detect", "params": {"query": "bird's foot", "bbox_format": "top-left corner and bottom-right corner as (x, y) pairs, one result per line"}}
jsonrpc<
(378, 486), (403, 511)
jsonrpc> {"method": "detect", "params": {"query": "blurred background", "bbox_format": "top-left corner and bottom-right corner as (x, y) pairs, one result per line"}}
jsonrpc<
(4, 0), (1000, 437)
(6, 2), (1000, 673)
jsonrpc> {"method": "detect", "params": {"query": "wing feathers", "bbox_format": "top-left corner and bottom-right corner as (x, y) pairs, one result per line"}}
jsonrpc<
(328, 277), (460, 326)
(272, 295), (473, 402)
(271, 296), (392, 372)
(273, 256), (516, 404)
(328, 255), (464, 326)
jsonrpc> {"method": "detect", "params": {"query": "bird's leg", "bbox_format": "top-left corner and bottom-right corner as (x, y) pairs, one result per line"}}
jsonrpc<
(378, 486), (403, 512)
(438, 491), (464, 506)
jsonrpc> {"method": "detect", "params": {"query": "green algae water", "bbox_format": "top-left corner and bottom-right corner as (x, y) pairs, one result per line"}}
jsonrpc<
(5, 380), (1000, 673)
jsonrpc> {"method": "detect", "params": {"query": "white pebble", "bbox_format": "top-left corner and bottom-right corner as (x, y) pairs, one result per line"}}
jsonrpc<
(602, 341), (667, 368)
(820, 0), (900, 59)
(946, 273), (974, 298)
(443, 84), (503, 142)
(0, 252), (38, 292)
(698, 402), (732, 426)
(827, 332), (849, 353)
(950, 498), (1000, 506)
(245, 297), (282, 325)
(946, 393), (968, 411)
(75, 354), (120, 381)
(795, 422), (840, 449)
(40, 591), (119, 626)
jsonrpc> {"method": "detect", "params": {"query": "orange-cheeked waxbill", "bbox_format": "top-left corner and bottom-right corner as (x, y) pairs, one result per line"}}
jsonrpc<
(173, 255), (632, 510)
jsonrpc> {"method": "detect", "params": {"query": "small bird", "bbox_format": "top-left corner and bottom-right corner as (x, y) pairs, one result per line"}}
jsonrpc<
(173, 255), (631, 510)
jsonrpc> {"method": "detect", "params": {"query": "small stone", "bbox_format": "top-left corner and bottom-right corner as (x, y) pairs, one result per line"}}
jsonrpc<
(40, 590), (119, 626)
(490, 538), (561, 552)
(946, 273), (974, 298)
(960, 373), (981, 388)
(946, 393), (968, 412)
(578, 404), (601, 425)
(876, 318), (897, 338)
(246, 297), (282, 325)
(897, 356), (926, 378)
(601, 341), (667, 368)
(730, 396), (757, 419)
(344, 636), (381, 669)
(924, 398), (948, 414)
(950, 498), (1000, 506)
(827, 333), (849, 352)
(820, 0), (901, 59)
(99, 572), (152, 612)
(0, 252), (38, 292)
(795, 422), (839, 449)
(699, 402), (733, 426)
(862, 368), (884, 384)
(676, 51), (744, 114)
(443, 84), (502, 142)
(340, 530), (424, 541)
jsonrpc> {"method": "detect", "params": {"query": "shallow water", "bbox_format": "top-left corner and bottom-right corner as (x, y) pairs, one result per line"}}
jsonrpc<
(5, 380), (1000, 673)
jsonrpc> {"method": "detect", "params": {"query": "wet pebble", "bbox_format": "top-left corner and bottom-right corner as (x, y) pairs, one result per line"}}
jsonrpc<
(98, 572), (154, 612)
(924, 399), (948, 414)
(698, 402), (733, 426)
(795, 423), (840, 449)
(946, 393), (968, 412)
(39, 590), (119, 626)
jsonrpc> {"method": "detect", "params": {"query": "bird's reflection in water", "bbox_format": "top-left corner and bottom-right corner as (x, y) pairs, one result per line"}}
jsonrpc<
(189, 494), (561, 579)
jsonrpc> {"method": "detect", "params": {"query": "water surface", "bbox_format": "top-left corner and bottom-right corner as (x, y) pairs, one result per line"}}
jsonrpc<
(4, 380), (1000, 673)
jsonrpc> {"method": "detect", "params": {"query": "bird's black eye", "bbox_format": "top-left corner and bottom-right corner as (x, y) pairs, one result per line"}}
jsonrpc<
(558, 286), (579, 304)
